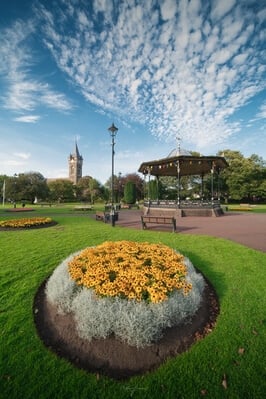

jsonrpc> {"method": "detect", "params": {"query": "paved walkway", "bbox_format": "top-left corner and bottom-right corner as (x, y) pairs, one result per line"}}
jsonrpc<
(115, 210), (266, 253)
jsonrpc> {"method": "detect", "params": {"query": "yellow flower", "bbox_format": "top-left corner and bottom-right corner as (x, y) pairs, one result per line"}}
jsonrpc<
(0, 217), (52, 228)
(68, 241), (192, 303)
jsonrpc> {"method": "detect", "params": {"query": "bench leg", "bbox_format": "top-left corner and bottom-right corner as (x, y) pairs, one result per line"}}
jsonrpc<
(172, 218), (176, 232)
(141, 218), (147, 229)
(104, 214), (110, 223)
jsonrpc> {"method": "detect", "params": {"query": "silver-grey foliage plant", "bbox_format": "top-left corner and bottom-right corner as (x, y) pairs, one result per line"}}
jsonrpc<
(45, 250), (205, 348)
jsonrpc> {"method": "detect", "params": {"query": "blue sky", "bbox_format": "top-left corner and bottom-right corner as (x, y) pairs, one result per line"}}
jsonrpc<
(0, 0), (265, 184)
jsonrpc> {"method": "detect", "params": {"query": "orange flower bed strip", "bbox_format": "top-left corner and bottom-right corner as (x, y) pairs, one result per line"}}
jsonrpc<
(0, 217), (53, 228)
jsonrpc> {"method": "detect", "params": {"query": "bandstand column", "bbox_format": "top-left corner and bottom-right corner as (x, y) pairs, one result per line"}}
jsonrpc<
(156, 176), (159, 203)
(148, 169), (151, 201)
(176, 160), (180, 207)
(217, 167), (221, 201)
(201, 173), (204, 200)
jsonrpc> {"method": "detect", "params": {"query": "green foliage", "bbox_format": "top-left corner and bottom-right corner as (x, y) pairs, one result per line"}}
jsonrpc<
(75, 176), (105, 202)
(2, 172), (49, 204)
(124, 181), (136, 204)
(122, 173), (144, 200)
(146, 179), (164, 200)
(105, 173), (144, 202)
(218, 150), (266, 201)
(47, 179), (75, 202)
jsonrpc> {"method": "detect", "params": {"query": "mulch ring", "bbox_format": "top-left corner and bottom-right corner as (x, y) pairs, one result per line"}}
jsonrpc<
(33, 277), (219, 380)
(0, 221), (58, 231)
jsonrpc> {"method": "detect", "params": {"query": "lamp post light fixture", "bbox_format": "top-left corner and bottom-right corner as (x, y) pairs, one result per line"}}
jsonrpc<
(108, 123), (118, 227)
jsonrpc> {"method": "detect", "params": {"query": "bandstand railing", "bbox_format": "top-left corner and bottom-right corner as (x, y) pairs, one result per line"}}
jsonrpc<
(144, 200), (221, 209)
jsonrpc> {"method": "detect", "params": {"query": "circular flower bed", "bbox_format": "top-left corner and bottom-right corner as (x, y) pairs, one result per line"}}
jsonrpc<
(45, 240), (205, 348)
(0, 217), (55, 229)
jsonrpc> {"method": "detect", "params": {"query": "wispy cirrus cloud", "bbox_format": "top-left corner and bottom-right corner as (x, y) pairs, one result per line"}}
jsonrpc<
(14, 115), (40, 123)
(36, 0), (265, 150)
(0, 18), (73, 116)
(0, 151), (31, 170)
(256, 102), (266, 119)
(13, 152), (31, 160)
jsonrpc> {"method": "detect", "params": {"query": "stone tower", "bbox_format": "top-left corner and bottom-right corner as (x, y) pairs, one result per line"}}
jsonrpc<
(68, 141), (83, 184)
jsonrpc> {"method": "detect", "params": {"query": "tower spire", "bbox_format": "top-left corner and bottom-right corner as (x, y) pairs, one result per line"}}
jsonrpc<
(74, 138), (80, 157)
(68, 139), (83, 184)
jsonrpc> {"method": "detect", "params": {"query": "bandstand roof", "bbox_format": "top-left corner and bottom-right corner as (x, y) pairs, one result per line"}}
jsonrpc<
(138, 151), (228, 177)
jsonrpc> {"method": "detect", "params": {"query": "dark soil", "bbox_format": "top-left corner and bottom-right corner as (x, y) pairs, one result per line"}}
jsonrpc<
(33, 277), (219, 380)
(5, 207), (34, 212)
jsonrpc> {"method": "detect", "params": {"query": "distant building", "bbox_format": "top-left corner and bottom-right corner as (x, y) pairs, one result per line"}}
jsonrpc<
(68, 142), (83, 184)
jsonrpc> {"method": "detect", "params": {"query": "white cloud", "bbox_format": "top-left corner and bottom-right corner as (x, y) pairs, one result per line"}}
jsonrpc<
(160, 0), (177, 21)
(256, 103), (266, 119)
(0, 18), (73, 115)
(36, 0), (265, 151)
(14, 152), (31, 160)
(93, 0), (113, 16)
(0, 151), (31, 172)
(211, 0), (236, 21)
(14, 115), (40, 123)
(40, 89), (73, 111)
(213, 48), (233, 65)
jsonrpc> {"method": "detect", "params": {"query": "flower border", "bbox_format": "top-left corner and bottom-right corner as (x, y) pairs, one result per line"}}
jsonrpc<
(0, 217), (56, 230)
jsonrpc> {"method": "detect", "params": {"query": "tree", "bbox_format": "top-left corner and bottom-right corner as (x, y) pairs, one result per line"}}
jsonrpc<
(76, 176), (105, 202)
(122, 173), (144, 200)
(157, 176), (177, 200)
(47, 179), (75, 202)
(146, 178), (165, 200)
(159, 176), (200, 200)
(105, 173), (144, 202)
(21, 172), (49, 203)
(217, 150), (266, 202)
(124, 181), (136, 204)
(2, 172), (49, 204)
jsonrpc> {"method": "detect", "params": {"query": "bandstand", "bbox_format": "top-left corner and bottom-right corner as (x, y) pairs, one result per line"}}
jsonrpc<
(138, 149), (228, 217)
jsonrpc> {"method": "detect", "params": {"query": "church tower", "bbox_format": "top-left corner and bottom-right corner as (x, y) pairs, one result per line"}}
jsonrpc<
(68, 141), (83, 184)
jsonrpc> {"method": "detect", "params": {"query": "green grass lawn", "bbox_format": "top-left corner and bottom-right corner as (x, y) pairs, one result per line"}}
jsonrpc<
(0, 210), (265, 399)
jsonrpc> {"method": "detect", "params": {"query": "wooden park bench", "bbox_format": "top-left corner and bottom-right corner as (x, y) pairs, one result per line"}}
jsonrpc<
(240, 203), (252, 208)
(95, 211), (110, 223)
(38, 202), (52, 207)
(74, 205), (93, 211)
(141, 215), (177, 232)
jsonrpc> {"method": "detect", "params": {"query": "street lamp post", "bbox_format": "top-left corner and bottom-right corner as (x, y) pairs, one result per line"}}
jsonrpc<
(108, 123), (118, 227)
(211, 163), (214, 205)
(118, 171), (122, 203)
(13, 173), (18, 208)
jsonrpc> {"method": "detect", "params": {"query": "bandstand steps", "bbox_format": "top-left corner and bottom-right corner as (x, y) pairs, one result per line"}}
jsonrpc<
(182, 209), (213, 217)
